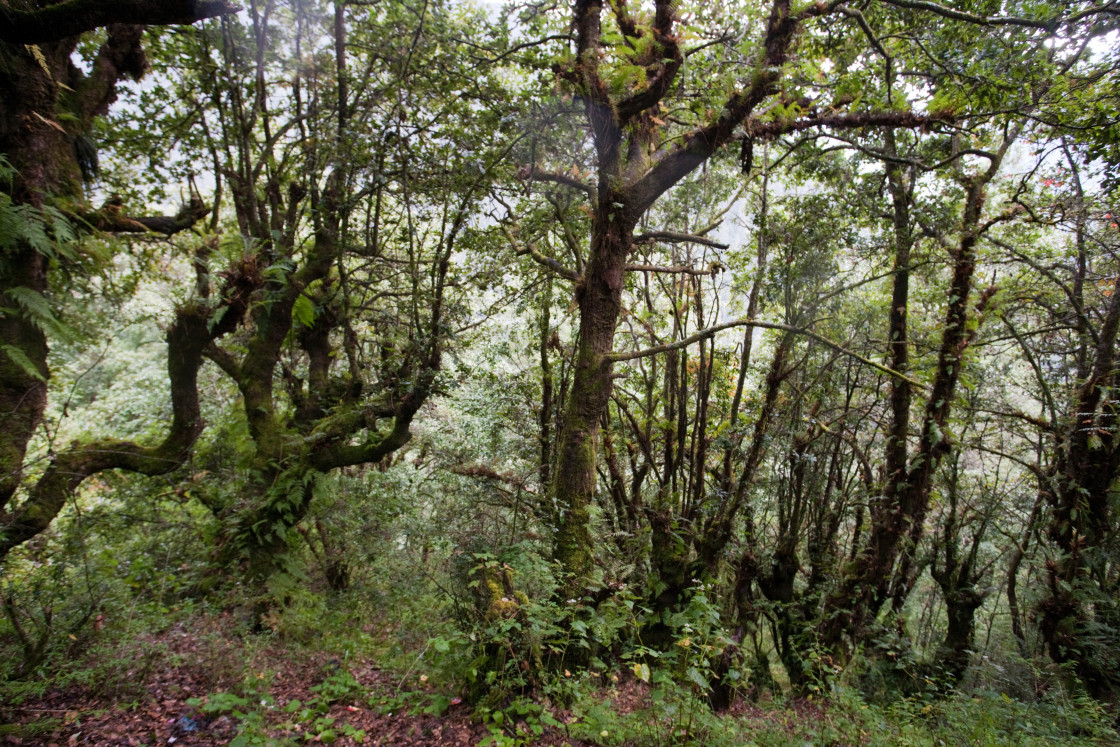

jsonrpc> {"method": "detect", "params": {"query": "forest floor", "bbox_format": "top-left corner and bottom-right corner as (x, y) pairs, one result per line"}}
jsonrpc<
(3, 615), (524, 746)
(1, 610), (666, 747)
(3, 651), (493, 746)
(3, 658), (831, 747)
(4, 605), (1118, 746)
(0, 613), (830, 747)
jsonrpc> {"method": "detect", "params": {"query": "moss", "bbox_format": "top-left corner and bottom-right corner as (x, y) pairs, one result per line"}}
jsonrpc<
(484, 577), (519, 618)
(476, 565), (527, 621)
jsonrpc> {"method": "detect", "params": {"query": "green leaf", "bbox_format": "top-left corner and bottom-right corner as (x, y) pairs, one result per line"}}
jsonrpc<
(685, 666), (709, 690)
(293, 293), (315, 327)
(4, 287), (75, 342)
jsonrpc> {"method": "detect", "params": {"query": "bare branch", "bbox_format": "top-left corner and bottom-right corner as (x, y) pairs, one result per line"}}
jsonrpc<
(872, 0), (1076, 30)
(607, 316), (926, 388)
(633, 230), (728, 249)
(624, 263), (724, 276)
(838, 5), (890, 60)
(521, 164), (597, 199)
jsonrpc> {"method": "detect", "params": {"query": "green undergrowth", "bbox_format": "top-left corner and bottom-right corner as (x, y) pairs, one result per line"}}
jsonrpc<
(4, 578), (1118, 747)
(3, 541), (1118, 747)
(186, 666), (369, 746)
(563, 684), (1119, 747)
(361, 670), (1119, 747)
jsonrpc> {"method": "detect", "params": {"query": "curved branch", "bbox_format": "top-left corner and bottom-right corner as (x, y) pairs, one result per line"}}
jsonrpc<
(0, 0), (240, 45)
(607, 315), (925, 388)
(78, 197), (212, 237)
(0, 305), (214, 559)
(630, 0), (834, 213)
(872, 0), (1076, 30)
(838, 5), (890, 61)
(616, 0), (683, 123)
(522, 165), (597, 200)
(502, 225), (580, 282)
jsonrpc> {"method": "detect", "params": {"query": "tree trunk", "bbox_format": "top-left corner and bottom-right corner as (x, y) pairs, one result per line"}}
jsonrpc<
(936, 587), (984, 684)
(552, 217), (632, 586)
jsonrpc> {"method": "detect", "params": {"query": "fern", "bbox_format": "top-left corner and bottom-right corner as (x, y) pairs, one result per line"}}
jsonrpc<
(14, 203), (54, 255)
(0, 193), (20, 250)
(4, 286), (76, 342)
(0, 153), (14, 184)
(0, 343), (46, 381)
(0, 155), (79, 262)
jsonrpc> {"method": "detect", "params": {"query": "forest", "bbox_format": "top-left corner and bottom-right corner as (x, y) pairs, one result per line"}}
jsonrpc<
(1, 0), (1120, 744)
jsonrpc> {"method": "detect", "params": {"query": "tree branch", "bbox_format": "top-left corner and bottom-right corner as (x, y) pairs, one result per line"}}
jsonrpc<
(607, 316), (925, 387)
(74, 23), (149, 128)
(0, 0), (240, 45)
(501, 224), (580, 282)
(615, 0), (683, 123)
(872, 0), (1073, 30)
(629, 0), (832, 213)
(521, 164), (596, 199)
(78, 197), (211, 236)
(633, 230), (728, 249)
(0, 304), (216, 559)
(624, 263), (724, 276)
(749, 110), (951, 141)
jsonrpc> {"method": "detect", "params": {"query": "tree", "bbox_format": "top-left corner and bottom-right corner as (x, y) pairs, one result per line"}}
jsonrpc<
(1015, 145), (1120, 699)
(503, 0), (950, 590)
(105, 0), (509, 576)
(0, 0), (238, 563)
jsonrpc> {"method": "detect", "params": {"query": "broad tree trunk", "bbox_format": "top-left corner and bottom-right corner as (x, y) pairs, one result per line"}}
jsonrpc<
(936, 587), (984, 684)
(0, 37), (84, 526)
(0, 253), (49, 514)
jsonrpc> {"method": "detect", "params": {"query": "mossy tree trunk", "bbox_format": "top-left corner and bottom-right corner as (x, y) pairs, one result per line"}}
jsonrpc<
(183, 3), (499, 578)
(552, 208), (636, 584)
(1035, 164), (1120, 697)
(0, 3), (236, 564)
(929, 454), (994, 685)
(817, 127), (1019, 658)
(545, 0), (824, 592)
